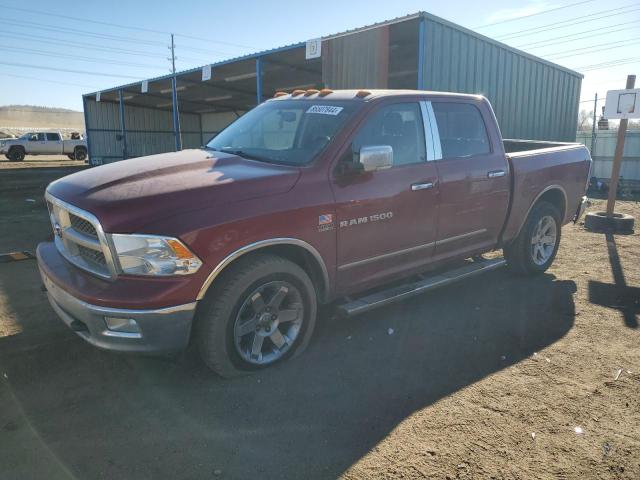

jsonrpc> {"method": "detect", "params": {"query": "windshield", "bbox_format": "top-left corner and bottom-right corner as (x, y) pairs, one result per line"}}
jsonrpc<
(207, 100), (357, 165)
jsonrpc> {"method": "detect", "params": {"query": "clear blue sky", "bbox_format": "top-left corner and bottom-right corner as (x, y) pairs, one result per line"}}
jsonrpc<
(0, 0), (638, 113)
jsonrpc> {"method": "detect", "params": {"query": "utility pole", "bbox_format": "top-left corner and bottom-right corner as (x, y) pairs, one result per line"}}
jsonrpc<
(606, 74), (636, 216)
(590, 92), (597, 155)
(169, 33), (182, 151)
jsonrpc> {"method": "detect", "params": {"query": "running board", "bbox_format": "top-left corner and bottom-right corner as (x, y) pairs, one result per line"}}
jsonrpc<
(336, 257), (506, 317)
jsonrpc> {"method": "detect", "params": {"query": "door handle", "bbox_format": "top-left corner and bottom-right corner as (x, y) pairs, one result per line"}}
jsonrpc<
(487, 170), (506, 178)
(411, 182), (434, 191)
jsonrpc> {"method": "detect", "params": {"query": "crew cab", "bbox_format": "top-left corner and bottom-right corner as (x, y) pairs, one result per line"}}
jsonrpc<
(37, 90), (591, 377)
(1, 131), (87, 161)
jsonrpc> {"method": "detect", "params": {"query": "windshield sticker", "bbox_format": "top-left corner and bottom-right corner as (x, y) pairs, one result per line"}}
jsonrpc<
(307, 105), (344, 116)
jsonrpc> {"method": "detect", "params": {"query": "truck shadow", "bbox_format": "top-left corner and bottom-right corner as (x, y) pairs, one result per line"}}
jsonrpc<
(0, 268), (576, 479)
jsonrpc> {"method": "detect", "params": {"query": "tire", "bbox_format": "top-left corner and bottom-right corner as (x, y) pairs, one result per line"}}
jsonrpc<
(195, 253), (318, 377)
(74, 147), (87, 161)
(584, 211), (634, 233)
(67, 154), (76, 161)
(8, 147), (25, 162)
(504, 201), (562, 275)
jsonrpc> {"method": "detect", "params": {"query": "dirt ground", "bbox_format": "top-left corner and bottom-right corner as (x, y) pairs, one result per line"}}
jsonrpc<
(0, 155), (86, 170)
(0, 163), (638, 480)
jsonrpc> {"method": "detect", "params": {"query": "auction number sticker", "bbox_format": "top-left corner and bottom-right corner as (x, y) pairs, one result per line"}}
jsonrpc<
(307, 105), (343, 115)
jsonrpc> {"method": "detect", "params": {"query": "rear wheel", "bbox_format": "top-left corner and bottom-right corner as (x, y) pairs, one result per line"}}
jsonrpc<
(8, 147), (25, 162)
(196, 254), (317, 377)
(74, 147), (87, 161)
(504, 201), (561, 275)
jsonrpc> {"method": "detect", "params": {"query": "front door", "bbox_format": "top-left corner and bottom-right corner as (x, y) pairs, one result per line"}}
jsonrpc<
(28, 133), (48, 154)
(331, 101), (440, 293)
(429, 100), (510, 260)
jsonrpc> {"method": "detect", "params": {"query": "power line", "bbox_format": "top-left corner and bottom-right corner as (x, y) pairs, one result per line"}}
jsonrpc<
(0, 3), (256, 50)
(0, 45), (165, 70)
(515, 20), (640, 49)
(0, 30), (168, 58)
(474, 0), (597, 28)
(3, 17), (167, 46)
(574, 57), (640, 71)
(0, 72), (99, 89)
(496, 5), (640, 41)
(0, 61), (143, 79)
(551, 41), (640, 61)
(544, 37), (640, 59)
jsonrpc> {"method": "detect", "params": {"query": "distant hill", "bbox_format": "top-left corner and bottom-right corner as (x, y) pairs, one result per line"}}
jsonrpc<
(0, 105), (85, 133)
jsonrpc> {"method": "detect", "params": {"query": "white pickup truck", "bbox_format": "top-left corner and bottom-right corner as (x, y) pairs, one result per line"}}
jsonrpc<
(1, 131), (88, 162)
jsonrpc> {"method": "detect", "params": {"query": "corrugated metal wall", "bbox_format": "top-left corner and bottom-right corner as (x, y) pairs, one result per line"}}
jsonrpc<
(576, 131), (640, 181)
(85, 99), (200, 164)
(322, 26), (389, 89)
(421, 15), (582, 141)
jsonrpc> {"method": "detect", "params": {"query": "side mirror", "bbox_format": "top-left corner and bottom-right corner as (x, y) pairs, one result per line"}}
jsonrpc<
(359, 145), (393, 172)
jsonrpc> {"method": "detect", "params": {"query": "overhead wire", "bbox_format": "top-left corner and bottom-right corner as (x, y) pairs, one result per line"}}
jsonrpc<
(0, 45), (167, 70)
(0, 61), (144, 79)
(496, 4), (640, 40)
(515, 20), (640, 49)
(544, 37), (640, 59)
(0, 3), (256, 50)
(0, 31), (169, 58)
(473, 0), (597, 28)
(0, 72), (100, 89)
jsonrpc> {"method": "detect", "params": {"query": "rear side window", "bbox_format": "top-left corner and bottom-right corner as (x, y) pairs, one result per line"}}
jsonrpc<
(432, 103), (490, 158)
(352, 102), (426, 166)
(46, 133), (61, 141)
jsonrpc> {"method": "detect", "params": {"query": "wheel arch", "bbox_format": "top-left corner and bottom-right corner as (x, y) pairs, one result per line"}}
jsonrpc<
(196, 238), (330, 303)
(511, 185), (567, 241)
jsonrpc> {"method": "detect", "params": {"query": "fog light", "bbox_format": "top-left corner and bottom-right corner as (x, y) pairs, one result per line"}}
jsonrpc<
(104, 316), (140, 333)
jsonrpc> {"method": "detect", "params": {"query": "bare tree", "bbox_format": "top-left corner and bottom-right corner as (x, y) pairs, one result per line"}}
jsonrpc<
(577, 109), (592, 131)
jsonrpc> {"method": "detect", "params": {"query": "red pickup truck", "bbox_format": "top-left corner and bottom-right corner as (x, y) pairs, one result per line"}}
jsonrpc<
(38, 89), (591, 376)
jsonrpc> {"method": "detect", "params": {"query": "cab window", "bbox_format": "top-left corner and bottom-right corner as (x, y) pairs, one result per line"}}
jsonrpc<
(46, 133), (61, 141)
(431, 103), (490, 158)
(352, 102), (426, 166)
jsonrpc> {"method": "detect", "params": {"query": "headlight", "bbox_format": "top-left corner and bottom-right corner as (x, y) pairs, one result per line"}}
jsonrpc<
(109, 234), (202, 276)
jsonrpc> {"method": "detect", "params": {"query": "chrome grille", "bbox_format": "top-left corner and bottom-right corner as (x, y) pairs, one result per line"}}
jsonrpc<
(45, 193), (115, 279)
(69, 214), (98, 238)
(77, 244), (106, 266)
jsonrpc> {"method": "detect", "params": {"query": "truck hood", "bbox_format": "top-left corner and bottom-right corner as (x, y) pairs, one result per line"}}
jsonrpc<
(47, 149), (301, 232)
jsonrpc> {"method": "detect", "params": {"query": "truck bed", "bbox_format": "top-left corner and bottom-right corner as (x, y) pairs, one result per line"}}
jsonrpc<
(503, 138), (580, 154)
(500, 139), (591, 244)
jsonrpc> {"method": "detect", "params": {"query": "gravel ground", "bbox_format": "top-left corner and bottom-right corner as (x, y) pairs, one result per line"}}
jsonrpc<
(0, 165), (638, 479)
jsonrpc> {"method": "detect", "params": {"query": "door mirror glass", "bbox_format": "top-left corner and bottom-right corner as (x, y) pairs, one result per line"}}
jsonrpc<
(359, 145), (393, 172)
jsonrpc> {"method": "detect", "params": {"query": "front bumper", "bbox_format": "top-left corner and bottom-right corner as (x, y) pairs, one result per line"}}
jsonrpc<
(573, 195), (589, 223)
(39, 252), (197, 354)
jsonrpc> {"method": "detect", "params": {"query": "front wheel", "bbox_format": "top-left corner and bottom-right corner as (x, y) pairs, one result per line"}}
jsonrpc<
(196, 254), (317, 377)
(504, 201), (561, 275)
(8, 147), (25, 162)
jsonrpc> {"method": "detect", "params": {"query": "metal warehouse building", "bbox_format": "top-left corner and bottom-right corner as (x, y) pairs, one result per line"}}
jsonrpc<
(83, 12), (583, 165)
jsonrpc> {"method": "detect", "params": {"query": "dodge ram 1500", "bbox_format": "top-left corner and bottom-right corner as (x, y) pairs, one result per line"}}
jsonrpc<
(37, 89), (591, 376)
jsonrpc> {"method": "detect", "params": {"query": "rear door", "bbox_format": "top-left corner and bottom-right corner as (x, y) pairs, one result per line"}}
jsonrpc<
(46, 133), (63, 154)
(331, 101), (440, 292)
(428, 99), (510, 260)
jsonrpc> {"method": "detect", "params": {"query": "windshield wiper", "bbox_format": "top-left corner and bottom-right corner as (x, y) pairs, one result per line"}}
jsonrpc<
(218, 148), (274, 163)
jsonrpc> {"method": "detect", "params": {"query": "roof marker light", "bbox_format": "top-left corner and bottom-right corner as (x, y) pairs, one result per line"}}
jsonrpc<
(291, 90), (306, 97)
(273, 91), (288, 98)
(318, 89), (333, 97)
(304, 89), (320, 96)
(356, 90), (371, 98)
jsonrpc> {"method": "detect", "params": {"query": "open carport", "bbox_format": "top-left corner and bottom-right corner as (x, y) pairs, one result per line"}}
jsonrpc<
(83, 12), (582, 165)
